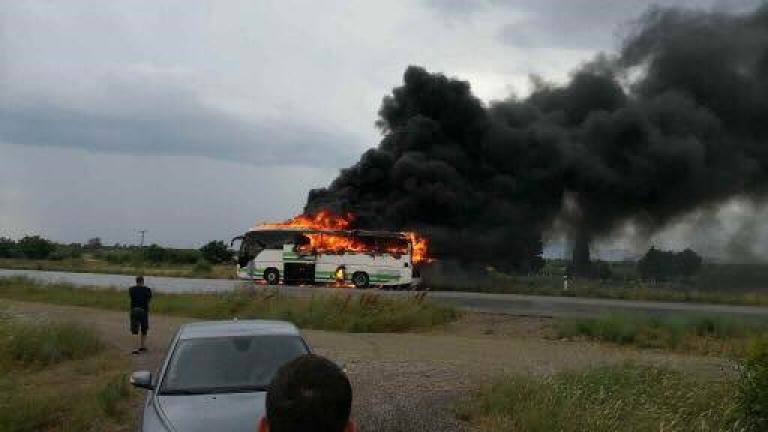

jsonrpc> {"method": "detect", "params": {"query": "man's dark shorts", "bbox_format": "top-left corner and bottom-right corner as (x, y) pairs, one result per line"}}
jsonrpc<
(130, 307), (149, 335)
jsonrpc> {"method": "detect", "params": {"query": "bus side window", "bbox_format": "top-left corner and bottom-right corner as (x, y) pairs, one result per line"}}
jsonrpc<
(292, 234), (311, 254)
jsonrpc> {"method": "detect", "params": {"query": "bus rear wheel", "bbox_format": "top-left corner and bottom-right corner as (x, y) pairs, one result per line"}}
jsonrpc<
(264, 268), (280, 285)
(352, 272), (369, 289)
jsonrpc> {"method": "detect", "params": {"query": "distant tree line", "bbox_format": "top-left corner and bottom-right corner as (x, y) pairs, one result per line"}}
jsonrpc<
(0, 236), (233, 265)
(638, 247), (703, 280)
(0, 236), (60, 259)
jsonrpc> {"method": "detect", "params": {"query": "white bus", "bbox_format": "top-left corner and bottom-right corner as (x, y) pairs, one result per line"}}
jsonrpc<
(232, 228), (416, 289)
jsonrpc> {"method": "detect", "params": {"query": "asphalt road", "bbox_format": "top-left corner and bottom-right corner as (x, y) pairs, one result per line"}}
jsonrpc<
(2, 268), (768, 319)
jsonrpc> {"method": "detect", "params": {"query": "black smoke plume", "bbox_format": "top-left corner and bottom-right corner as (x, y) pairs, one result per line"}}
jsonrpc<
(306, 5), (768, 273)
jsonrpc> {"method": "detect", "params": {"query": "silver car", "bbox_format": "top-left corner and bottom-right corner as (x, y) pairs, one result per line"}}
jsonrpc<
(130, 320), (311, 432)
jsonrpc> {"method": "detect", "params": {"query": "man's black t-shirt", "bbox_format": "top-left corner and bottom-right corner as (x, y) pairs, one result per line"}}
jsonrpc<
(129, 285), (152, 311)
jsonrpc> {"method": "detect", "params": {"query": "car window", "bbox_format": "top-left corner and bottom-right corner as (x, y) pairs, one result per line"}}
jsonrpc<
(160, 335), (308, 394)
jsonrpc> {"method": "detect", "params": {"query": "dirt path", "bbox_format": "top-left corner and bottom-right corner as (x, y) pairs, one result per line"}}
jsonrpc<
(1, 300), (732, 432)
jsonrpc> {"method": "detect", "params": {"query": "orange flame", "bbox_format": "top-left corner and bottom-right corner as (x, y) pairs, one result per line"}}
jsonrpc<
(407, 232), (429, 264)
(257, 210), (429, 263)
(259, 209), (354, 230)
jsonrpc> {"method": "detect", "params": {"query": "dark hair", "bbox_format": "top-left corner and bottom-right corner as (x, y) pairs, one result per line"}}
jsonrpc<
(135, 275), (144, 284)
(266, 354), (352, 432)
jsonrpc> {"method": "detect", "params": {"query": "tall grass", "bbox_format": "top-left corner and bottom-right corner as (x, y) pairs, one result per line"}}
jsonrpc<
(554, 313), (768, 354)
(0, 392), (69, 432)
(422, 261), (768, 306)
(0, 276), (458, 332)
(97, 374), (131, 420)
(0, 352), (137, 432)
(0, 317), (132, 431)
(461, 336), (768, 432)
(457, 363), (740, 432)
(0, 318), (104, 367)
(737, 337), (768, 431)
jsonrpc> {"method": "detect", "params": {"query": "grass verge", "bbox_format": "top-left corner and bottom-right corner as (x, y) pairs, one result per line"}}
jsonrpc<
(0, 276), (458, 332)
(457, 363), (740, 432)
(460, 337), (768, 432)
(0, 257), (233, 279)
(0, 317), (136, 431)
(554, 313), (768, 355)
(0, 319), (104, 367)
(424, 264), (768, 306)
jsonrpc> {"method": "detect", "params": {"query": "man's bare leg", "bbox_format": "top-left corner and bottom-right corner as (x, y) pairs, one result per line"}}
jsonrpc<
(140, 333), (146, 350)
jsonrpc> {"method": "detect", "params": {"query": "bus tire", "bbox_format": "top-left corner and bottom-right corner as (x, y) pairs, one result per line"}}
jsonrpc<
(264, 268), (280, 285)
(352, 272), (369, 289)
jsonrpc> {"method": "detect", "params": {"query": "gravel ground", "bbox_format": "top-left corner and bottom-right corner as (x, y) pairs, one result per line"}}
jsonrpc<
(1, 300), (731, 432)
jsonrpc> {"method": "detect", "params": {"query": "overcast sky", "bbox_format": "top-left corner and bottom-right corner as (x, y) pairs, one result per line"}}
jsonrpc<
(0, 0), (760, 250)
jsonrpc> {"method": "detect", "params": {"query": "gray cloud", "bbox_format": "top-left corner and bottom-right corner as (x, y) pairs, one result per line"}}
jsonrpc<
(0, 94), (357, 168)
(424, 0), (763, 50)
(424, 0), (490, 19)
(0, 142), (336, 247)
(4, 0), (764, 251)
(508, 0), (762, 49)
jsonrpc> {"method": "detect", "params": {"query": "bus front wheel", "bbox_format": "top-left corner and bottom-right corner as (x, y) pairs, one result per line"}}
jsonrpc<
(264, 268), (280, 285)
(352, 272), (369, 289)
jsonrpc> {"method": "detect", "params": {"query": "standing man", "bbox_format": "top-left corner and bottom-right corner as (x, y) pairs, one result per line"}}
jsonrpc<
(129, 275), (152, 355)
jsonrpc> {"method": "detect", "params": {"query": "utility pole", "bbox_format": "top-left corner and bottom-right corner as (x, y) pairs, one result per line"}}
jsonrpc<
(138, 230), (147, 248)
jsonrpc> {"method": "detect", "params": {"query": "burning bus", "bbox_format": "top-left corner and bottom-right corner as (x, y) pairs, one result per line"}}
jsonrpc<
(232, 211), (427, 289)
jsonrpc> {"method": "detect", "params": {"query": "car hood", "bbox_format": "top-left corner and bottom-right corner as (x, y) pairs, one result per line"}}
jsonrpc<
(156, 392), (266, 432)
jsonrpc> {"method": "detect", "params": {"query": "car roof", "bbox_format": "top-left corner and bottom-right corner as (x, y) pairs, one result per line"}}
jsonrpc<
(178, 320), (301, 339)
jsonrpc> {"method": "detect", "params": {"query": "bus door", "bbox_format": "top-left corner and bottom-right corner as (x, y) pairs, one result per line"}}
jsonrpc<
(282, 236), (316, 285)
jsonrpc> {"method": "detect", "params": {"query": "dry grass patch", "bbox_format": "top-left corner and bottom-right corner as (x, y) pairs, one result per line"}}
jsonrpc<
(0, 317), (137, 432)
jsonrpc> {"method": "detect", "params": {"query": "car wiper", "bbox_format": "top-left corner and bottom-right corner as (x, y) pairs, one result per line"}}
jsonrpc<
(159, 385), (269, 395)
(206, 385), (269, 394)
(159, 389), (211, 395)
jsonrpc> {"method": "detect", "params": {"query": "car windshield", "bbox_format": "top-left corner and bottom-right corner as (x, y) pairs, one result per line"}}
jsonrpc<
(160, 335), (308, 395)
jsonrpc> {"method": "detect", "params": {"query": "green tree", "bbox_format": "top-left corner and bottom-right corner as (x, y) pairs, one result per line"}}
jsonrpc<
(638, 247), (662, 279)
(678, 248), (703, 276)
(200, 240), (233, 264)
(85, 237), (103, 249)
(0, 237), (16, 258)
(17, 235), (56, 259)
(142, 244), (167, 263)
(50, 243), (83, 260)
(638, 247), (703, 280)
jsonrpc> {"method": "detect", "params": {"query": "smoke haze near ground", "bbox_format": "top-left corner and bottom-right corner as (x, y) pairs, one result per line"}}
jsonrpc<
(306, 4), (768, 270)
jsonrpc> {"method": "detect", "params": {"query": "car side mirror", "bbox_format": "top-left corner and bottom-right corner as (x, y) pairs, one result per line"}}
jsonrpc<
(336, 361), (347, 374)
(130, 371), (154, 390)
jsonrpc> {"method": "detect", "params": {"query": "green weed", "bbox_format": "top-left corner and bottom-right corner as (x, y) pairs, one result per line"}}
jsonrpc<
(737, 336), (768, 431)
(458, 363), (740, 432)
(554, 313), (768, 354)
(0, 318), (104, 367)
(0, 277), (458, 333)
(97, 374), (131, 420)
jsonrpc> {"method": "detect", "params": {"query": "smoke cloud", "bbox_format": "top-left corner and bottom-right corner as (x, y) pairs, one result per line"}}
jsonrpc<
(306, 4), (768, 271)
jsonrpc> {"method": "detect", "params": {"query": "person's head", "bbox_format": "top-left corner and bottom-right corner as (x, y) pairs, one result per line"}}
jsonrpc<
(259, 354), (354, 432)
(135, 275), (144, 286)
